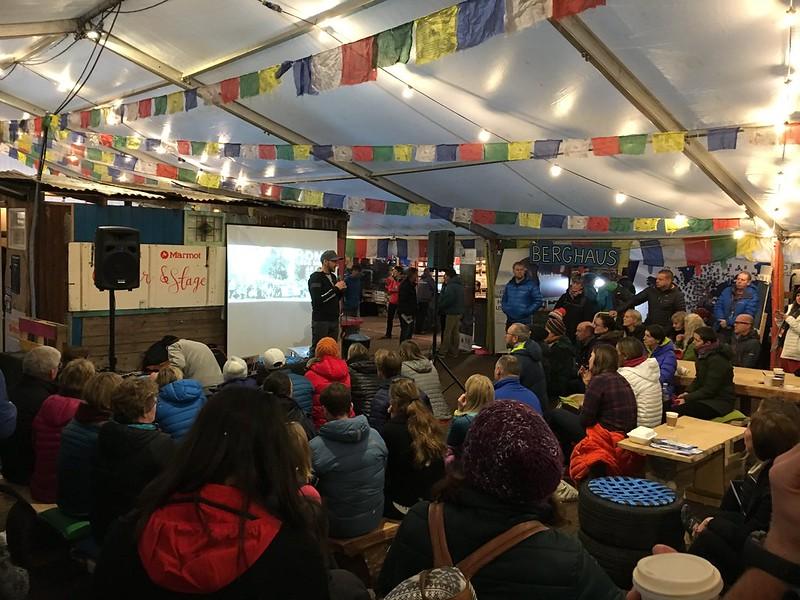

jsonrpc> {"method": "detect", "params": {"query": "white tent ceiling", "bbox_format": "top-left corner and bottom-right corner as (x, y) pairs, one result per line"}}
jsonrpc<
(0, 0), (796, 237)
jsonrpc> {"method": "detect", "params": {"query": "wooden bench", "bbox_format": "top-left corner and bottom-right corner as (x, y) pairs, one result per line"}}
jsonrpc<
(329, 519), (400, 587)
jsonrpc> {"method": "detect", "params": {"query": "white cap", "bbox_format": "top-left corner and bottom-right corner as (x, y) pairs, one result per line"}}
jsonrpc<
(262, 348), (286, 370)
(223, 356), (248, 381)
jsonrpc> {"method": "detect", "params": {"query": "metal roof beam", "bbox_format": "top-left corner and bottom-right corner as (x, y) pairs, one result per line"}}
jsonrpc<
(0, 20), (78, 39)
(550, 15), (779, 232)
(0, 90), (47, 117)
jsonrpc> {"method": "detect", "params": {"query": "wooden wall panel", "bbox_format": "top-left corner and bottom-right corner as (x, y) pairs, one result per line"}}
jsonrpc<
(35, 203), (70, 324)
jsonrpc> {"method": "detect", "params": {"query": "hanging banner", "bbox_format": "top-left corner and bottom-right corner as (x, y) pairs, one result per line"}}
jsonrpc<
(530, 242), (620, 267)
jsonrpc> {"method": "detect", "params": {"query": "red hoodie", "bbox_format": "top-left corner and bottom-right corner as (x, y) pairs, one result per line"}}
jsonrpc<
(30, 394), (82, 502)
(304, 356), (352, 428)
(138, 484), (282, 594)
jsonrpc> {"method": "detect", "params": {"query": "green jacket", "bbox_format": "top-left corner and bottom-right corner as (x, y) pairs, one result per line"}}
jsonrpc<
(438, 276), (465, 316)
(682, 339), (697, 362)
(686, 343), (735, 416)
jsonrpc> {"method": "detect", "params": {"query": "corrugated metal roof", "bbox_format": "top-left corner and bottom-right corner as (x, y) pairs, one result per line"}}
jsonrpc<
(0, 171), (165, 199)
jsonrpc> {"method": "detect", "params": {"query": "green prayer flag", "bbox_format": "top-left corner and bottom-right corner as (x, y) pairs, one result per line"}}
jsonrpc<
(81, 159), (93, 170)
(711, 237), (737, 263)
(87, 148), (102, 161)
(345, 238), (356, 257)
(90, 109), (101, 127)
(609, 217), (633, 233)
(154, 96), (167, 116)
(495, 211), (518, 225)
(178, 168), (196, 183)
(620, 134), (647, 155)
(687, 218), (713, 233)
(281, 187), (301, 202)
(276, 145), (293, 161)
(191, 141), (206, 155)
(376, 22), (413, 67)
(484, 143), (509, 161)
(501, 240), (518, 249)
(239, 72), (260, 98)
(113, 135), (126, 149)
(372, 146), (394, 161)
(385, 202), (409, 216)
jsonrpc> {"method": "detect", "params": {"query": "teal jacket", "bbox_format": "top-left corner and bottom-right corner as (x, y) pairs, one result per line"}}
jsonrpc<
(438, 276), (465, 316)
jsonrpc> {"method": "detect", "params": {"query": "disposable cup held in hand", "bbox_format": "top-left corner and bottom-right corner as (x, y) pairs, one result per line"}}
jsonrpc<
(633, 553), (722, 600)
(665, 412), (678, 428)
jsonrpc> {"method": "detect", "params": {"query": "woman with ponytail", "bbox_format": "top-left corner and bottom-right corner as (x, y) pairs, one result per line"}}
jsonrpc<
(382, 378), (446, 519)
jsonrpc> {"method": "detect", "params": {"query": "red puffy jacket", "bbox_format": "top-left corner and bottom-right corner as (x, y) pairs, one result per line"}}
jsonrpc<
(305, 356), (352, 429)
(569, 423), (644, 484)
(385, 277), (400, 305)
(31, 394), (82, 502)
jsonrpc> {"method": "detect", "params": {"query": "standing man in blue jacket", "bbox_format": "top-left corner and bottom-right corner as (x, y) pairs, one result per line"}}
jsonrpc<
(501, 262), (544, 330)
(714, 272), (760, 342)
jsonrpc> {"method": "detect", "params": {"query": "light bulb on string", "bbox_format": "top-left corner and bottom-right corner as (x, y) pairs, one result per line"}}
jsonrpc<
(402, 86), (414, 99)
(674, 213), (688, 227)
(549, 164), (562, 178)
(478, 129), (491, 143)
(614, 192), (627, 205)
(733, 229), (745, 240)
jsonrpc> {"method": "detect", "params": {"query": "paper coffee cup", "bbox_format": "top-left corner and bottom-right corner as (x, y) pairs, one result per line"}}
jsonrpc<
(633, 554), (722, 600)
(665, 412), (678, 427)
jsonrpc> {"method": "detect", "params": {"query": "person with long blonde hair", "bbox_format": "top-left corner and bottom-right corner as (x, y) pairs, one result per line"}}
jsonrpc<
(383, 378), (446, 518)
(447, 374), (494, 457)
(681, 313), (706, 361)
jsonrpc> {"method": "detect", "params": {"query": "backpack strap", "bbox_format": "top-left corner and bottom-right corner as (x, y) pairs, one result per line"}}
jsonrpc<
(427, 502), (454, 568)
(457, 520), (548, 580)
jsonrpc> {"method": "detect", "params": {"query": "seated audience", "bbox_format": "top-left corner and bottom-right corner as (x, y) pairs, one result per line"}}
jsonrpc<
(575, 321), (597, 370)
(542, 311), (581, 405)
(310, 383), (387, 539)
(285, 420), (321, 502)
(30, 358), (96, 502)
(262, 347), (314, 416)
(218, 356), (258, 389)
(593, 312), (624, 346)
(643, 324), (678, 397)
(675, 326), (734, 420)
(399, 340), (449, 422)
(166, 337), (224, 390)
(369, 349), (403, 434)
(684, 399), (800, 587)
(447, 374), (494, 458)
(680, 313), (706, 361)
(622, 309), (646, 340)
(616, 337), (662, 428)
(505, 323), (549, 407)
(305, 337), (351, 429)
(554, 280), (598, 341)
(0, 370), (12, 441)
(730, 314), (761, 368)
(377, 401), (622, 600)
(91, 377), (175, 543)
(155, 366), (206, 441)
(92, 386), (329, 599)
(383, 379), (446, 519)
(57, 371), (122, 518)
(670, 310), (687, 348)
(262, 371), (315, 440)
(492, 355), (542, 414)
(346, 343), (380, 417)
(0, 346), (61, 484)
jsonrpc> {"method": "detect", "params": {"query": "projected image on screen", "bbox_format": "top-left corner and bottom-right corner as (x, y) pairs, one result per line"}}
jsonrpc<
(228, 245), (319, 303)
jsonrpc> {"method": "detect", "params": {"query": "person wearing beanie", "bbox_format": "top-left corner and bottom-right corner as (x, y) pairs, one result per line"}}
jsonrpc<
(378, 401), (623, 600)
(555, 280), (598, 341)
(542, 311), (581, 408)
(218, 356), (258, 390)
(260, 347), (314, 417)
(305, 337), (351, 429)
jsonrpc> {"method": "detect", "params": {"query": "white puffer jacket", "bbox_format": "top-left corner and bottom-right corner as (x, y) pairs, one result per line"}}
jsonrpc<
(618, 358), (662, 428)
(781, 310), (800, 361)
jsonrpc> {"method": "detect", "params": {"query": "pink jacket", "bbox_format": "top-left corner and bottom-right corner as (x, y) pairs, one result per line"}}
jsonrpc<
(385, 277), (400, 305)
(31, 394), (82, 502)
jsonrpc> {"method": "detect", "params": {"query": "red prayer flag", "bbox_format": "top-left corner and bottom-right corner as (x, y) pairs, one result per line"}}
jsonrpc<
(71, 144), (85, 158)
(684, 238), (712, 266)
(418, 240), (428, 259)
(258, 145), (277, 160)
(352, 146), (374, 161)
(459, 144), (484, 161)
(592, 136), (620, 156)
(784, 123), (800, 145)
(99, 134), (113, 147)
(177, 140), (191, 155)
(355, 239), (368, 258)
(365, 198), (385, 213)
(712, 218), (740, 231)
(341, 38), (377, 86)
(156, 164), (178, 179)
(260, 183), (281, 199)
(587, 216), (610, 232)
(33, 118), (42, 134)
(133, 175), (145, 184)
(81, 168), (93, 178)
(552, 0), (606, 19)
(138, 99), (152, 119)
(220, 78), (240, 103)
(472, 209), (496, 224)
(337, 238), (346, 262)
(80, 111), (91, 128)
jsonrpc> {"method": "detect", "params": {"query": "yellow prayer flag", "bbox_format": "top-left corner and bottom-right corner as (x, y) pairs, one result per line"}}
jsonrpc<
(519, 212), (542, 228)
(101, 151), (115, 164)
(302, 190), (324, 207)
(49, 115), (60, 130)
(736, 235), (759, 260)
(16, 152), (27, 163)
(292, 145), (312, 160)
(414, 6), (458, 65)
(95, 164), (109, 176)
(508, 141), (532, 161)
(258, 66), (281, 94)
(17, 135), (32, 154)
(198, 172), (221, 189)
(126, 136), (142, 150)
(652, 132), (685, 153)
(664, 218), (683, 234)
(206, 142), (220, 157)
(393, 145), (414, 162)
(167, 92), (184, 114)
(408, 204), (431, 217)
(58, 129), (69, 141)
(633, 218), (660, 232)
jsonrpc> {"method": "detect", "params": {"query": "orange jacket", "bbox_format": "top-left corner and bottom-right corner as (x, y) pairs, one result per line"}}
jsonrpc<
(569, 423), (644, 484)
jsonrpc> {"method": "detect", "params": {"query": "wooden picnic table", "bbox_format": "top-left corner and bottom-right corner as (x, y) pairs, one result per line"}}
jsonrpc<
(675, 360), (800, 403)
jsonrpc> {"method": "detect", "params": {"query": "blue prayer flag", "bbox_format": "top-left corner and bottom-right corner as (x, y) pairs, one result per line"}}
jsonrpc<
(312, 145), (333, 160)
(640, 240), (665, 266)
(457, 0), (505, 50)
(224, 144), (241, 158)
(435, 144), (458, 161)
(541, 214), (566, 229)
(184, 89), (198, 111)
(534, 139), (562, 160)
(707, 127), (739, 152)
(293, 57), (317, 96)
(323, 193), (345, 208)
(396, 239), (409, 259)
(377, 238), (389, 258)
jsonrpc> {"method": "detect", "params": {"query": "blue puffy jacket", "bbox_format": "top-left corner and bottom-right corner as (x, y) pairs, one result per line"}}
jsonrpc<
(311, 415), (387, 538)
(714, 283), (760, 327)
(156, 379), (206, 441)
(286, 370), (314, 417)
(493, 377), (542, 414)
(501, 276), (544, 323)
(650, 339), (678, 398)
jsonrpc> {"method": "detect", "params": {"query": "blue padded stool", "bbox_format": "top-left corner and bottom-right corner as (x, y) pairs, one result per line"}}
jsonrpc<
(587, 476), (676, 508)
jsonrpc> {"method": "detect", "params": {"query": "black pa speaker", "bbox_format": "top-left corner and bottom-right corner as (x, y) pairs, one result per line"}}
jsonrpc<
(428, 230), (455, 270)
(93, 226), (141, 291)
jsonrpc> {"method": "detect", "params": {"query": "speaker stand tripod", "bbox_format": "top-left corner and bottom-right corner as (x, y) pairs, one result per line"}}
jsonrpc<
(107, 289), (117, 373)
(430, 268), (465, 394)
